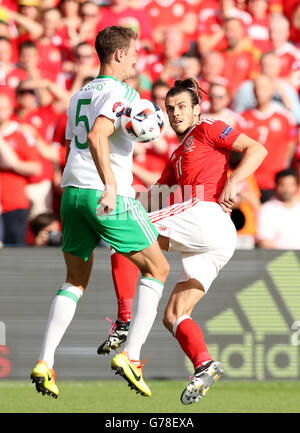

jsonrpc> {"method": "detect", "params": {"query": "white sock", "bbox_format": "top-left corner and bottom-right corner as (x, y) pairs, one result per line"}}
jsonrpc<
(39, 283), (83, 369)
(172, 315), (191, 337)
(124, 277), (164, 361)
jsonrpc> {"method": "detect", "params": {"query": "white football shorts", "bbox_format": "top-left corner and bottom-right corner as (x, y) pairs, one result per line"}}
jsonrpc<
(148, 199), (237, 292)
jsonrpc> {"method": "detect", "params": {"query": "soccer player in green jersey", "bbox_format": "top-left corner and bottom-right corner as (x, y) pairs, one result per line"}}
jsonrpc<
(30, 26), (169, 399)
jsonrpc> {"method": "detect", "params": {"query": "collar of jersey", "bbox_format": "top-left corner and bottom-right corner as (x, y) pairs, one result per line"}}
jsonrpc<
(179, 124), (197, 145)
(96, 74), (122, 83)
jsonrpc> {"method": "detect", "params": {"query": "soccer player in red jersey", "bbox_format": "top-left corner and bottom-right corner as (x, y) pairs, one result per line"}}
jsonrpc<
(268, 14), (300, 79)
(221, 17), (260, 95)
(144, 0), (197, 54)
(240, 74), (298, 202)
(0, 92), (41, 244)
(106, 78), (267, 403)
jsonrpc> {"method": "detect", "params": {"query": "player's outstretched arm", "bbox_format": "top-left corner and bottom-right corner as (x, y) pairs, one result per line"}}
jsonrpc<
(219, 133), (267, 213)
(88, 115), (117, 213)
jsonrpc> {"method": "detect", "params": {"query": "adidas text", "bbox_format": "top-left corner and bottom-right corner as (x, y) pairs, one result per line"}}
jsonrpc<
(199, 252), (300, 380)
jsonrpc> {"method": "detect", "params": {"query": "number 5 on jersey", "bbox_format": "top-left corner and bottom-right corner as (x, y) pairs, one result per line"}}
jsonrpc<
(75, 98), (91, 149)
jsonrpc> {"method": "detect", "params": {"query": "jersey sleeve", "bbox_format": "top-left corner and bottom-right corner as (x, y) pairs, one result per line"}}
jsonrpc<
(204, 119), (242, 150)
(157, 159), (177, 187)
(93, 85), (140, 126)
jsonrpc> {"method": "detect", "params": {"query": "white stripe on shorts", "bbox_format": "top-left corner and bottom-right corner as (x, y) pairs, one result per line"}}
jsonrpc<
(149, 198), (199, 224)
(128, 199), (157, 245)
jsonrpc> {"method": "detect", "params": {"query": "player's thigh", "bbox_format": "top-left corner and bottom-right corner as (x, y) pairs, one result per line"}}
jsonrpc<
(94, 196), (158, 251)
(157, 234), (170, 251)
(178, 244), (235, 293)
(163, 279), (205, 331)
(97, 197), (169, 280)
(61, 187), (100, 261)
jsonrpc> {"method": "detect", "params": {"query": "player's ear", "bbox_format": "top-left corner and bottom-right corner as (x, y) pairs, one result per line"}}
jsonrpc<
(115, 49), (124, 63)
(193, 104), (200, 119)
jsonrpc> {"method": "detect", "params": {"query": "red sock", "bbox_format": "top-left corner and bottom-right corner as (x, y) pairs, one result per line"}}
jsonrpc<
(175, 317), (212, 370)
(111, 252), (139, 323)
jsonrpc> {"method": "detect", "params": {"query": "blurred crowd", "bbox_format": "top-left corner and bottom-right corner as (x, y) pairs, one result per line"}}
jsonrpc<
(0, 0), (300, 249)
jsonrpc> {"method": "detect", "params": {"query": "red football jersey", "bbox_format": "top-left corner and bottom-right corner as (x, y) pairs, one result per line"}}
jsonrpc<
(37, 42), (63, 83)
(275, 43), (300, 78)
(222, 50), (258, 94)
(157, 118), (241, 203)
(246, 15), (271, 53)
(4, 67), (29, 91)
(0, 121), (40, 213)
(145, 0), (194, 28)
(240, 104), (298, 190)
(12, 105), (58, 182)
(144, 0), (196, 53)
(97, 6), (152, 42)
(13, 105), (57, 143)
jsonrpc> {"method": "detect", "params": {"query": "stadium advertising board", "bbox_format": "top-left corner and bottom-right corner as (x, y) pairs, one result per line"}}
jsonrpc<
(0, 248), (299, 381)
(189, 251), (300, 380)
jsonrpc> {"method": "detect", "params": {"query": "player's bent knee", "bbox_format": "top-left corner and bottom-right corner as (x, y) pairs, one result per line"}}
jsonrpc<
(65, 266), (93, 290)
(66, 279), (87, 292)
(148, 256), (169, 284)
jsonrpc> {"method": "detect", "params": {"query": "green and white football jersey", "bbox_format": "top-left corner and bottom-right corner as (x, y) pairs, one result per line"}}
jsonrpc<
(61, 75), (140, 198)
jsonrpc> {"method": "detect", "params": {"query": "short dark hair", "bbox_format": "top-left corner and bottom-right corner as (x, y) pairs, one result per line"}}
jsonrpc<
(151, 79), (170, 94)
(75, 41), (93, 51)
(30, 212), (58, 236)
(74, 41), (94, 58)
(18, 40), (37, 53)
(181, 50), (201, 61)
(275, 168), (298, 184)
(95, 26), (137, 65)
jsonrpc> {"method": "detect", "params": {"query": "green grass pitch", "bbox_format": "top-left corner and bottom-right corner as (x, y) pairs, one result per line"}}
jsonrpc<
(0, 379), (299, 413)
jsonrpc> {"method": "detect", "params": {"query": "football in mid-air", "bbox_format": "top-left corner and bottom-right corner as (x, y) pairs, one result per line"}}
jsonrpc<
(121, 99), (164, 142)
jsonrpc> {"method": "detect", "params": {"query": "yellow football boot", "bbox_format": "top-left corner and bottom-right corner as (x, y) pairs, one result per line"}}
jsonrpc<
(111, 351), (151, 397)
(30, 360), (59, 399)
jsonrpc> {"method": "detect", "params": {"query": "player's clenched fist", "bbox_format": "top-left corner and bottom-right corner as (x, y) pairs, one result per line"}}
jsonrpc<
(97, 188), (117, 215)
(218, 179), (237, 213)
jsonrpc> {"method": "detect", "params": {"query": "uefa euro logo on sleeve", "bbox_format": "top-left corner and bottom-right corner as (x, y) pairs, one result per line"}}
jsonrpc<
(220, 126), (232, 140)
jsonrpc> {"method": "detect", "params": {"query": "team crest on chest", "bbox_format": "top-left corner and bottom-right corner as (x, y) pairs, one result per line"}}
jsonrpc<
(184, 136), (195, 152)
